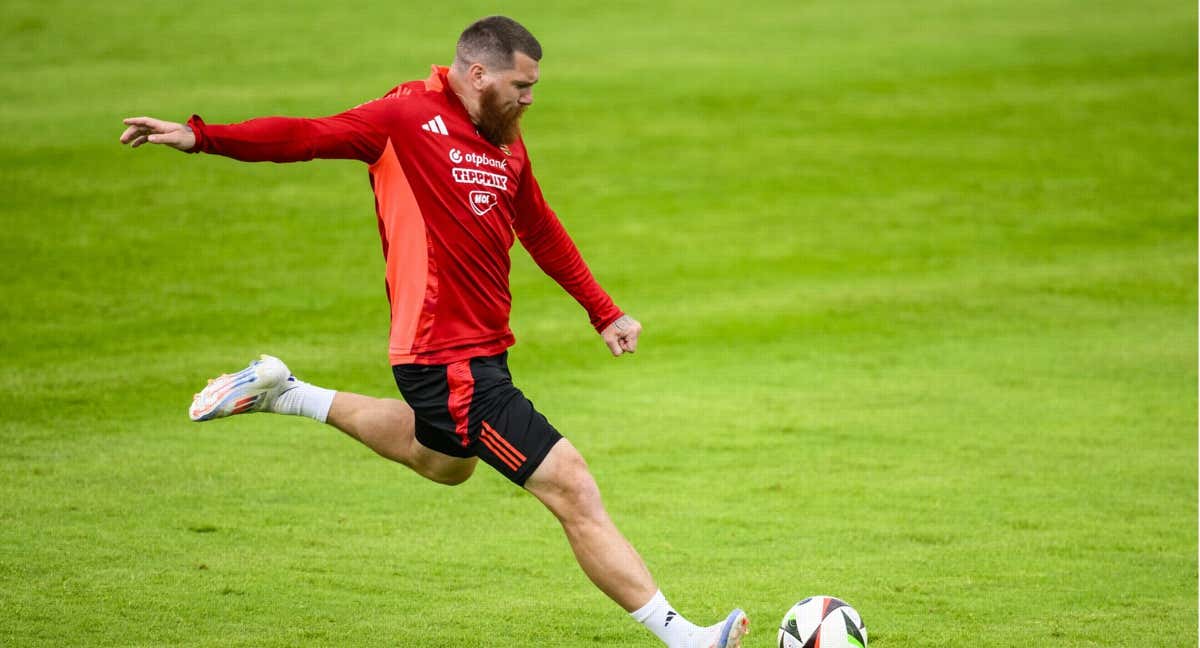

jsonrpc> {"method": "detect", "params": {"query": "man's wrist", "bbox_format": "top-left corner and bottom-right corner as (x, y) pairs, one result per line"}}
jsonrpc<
(596, 311), (625, 333)
(184, 115), (205, 153)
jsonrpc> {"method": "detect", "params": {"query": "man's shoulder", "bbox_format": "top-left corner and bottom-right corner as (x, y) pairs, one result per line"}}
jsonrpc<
(380, 79), (435, 101)
(380, 66), (451, 102)
(345, 78), (441, 121)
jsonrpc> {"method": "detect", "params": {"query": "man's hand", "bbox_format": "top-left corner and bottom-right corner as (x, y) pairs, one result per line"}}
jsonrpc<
(119, 116), (196, 151)
(601, 314), (642, 357)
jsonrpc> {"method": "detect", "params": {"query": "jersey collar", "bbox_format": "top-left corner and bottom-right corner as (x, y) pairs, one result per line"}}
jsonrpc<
(428, 65), (474, 124)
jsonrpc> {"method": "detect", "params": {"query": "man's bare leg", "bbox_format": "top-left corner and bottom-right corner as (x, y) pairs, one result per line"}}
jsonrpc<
(525, 439), (748, 647)
(327, 398), (660, 612)
(188, 356), (476, 486)
(325, 398), (652, 606)
(325, 392), (478, 486)
(524, 438), (656, 610)
(314, 390), (747, 646)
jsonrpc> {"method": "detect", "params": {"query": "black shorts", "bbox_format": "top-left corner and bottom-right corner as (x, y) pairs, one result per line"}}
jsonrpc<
(391, 352), (562, 486)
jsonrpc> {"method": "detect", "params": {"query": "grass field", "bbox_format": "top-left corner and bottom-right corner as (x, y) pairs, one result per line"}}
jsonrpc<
(1, 1), (1196, 646)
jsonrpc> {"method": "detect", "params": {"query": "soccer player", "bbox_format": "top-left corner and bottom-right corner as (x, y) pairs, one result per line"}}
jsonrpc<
(120, 16), (748, 648)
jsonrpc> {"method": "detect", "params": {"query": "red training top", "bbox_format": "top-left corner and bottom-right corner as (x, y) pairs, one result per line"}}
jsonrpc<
(188, 65), (623, 365)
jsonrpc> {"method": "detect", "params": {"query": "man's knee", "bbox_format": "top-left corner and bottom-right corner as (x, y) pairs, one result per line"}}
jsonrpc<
(531, 442), (604, 519)
(426, 462), (476, 486)
(411, 448), (478, 486)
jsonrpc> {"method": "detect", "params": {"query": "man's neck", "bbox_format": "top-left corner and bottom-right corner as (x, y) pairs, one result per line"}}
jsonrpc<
(446, 65), (481, 125)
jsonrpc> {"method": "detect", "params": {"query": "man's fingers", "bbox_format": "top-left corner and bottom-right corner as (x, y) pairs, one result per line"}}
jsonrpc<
(121, 117), (186, 147)
(121, 123), (162, 147)
(123, 116), (164, 129)
(619, 322), (640, 353)
(121, 126), (158, 145)
(119, 125), (142, 144)
(620, 334), (637, 353)
(601, 315), (641, 358)
(605, 337), (624, 356)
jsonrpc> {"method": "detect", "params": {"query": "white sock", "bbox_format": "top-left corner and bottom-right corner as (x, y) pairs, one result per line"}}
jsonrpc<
(270, 378), (336, 423)
(631, 590), (702, 648)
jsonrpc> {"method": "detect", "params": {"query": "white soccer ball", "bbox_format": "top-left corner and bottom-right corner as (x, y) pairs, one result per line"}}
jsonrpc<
(777, 595), (868, 648)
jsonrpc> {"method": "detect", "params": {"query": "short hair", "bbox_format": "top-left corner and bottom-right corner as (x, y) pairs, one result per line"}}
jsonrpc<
(455, 16), (542, 70)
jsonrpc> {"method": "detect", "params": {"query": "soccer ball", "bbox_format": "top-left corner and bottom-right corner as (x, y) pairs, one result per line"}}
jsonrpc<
(777, 595), (868, 648)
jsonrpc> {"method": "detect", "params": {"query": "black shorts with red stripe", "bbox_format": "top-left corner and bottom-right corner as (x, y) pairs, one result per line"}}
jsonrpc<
(391, 351), (562, 486)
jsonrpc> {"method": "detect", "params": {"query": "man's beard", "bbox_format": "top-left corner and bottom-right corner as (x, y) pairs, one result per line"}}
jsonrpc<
(475, 85), (526, 146)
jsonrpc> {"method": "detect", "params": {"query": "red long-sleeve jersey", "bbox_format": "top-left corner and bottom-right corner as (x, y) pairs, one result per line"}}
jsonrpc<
(188, 65), (622, 365)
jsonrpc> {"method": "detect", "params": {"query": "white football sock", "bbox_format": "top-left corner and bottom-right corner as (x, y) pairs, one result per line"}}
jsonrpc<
(270, 378), (336, 423)
(632, 590), (702, 648)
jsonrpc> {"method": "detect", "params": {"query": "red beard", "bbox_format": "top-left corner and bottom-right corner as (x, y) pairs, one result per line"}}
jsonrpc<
(475, 85), (526, 146)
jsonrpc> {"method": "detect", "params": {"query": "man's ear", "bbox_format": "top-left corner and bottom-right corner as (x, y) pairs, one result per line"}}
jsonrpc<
(468, 62), (488, 90)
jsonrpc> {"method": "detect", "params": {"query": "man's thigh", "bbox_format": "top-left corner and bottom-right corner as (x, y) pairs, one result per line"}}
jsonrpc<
(393, 352), (562, 486)
(408, 440), (478, 485)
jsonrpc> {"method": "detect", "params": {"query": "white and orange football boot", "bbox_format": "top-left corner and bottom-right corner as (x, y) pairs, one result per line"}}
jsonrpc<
(188, 354), (292, 422)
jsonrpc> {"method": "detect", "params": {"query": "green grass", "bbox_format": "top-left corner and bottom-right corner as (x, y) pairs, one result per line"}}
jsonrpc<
(1, 1), (1195, 646)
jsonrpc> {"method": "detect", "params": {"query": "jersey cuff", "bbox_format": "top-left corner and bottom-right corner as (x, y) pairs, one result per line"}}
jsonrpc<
(595, 311), (624, 333)
(185, 114), (207, 153)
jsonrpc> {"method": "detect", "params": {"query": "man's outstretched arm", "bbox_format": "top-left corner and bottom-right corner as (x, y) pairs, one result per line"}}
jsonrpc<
(119, 102), (392, 163)
(513, 162), (642, 357)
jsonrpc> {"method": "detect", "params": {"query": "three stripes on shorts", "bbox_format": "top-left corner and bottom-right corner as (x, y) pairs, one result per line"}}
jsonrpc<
(479, 420), (525, 471)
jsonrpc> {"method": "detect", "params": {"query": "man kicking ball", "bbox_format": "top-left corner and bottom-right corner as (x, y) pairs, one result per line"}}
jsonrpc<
(121, 15), (748, 648)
